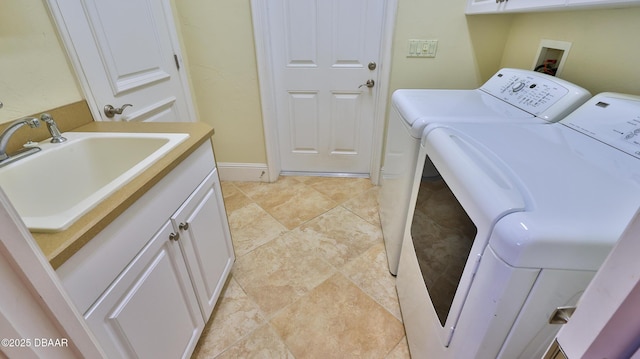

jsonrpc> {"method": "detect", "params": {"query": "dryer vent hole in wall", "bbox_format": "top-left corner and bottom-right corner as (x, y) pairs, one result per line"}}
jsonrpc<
(532, 39), (572, 77)
(535, 58), (558, 76)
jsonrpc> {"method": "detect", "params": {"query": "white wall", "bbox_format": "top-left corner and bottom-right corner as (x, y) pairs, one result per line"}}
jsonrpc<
(5, 2), (640, 162)
(173, 0), (267, 164)
(501, 7), (640, 96)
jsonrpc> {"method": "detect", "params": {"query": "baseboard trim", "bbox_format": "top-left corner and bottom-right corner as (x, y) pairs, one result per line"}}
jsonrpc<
(280, 171), (370, 179)
(217, 162), (270, 182)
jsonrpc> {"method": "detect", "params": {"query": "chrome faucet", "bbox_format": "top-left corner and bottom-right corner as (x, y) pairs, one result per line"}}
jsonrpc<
(40, 113), (67, 143)
(0, 117), (41, 166)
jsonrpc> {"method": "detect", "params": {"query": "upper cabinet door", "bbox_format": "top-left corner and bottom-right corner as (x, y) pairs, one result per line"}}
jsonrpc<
(46, 0), (196, 123)
(466, 0), (508, 14)
(466, 0), (563, 13)
(466, 0), (640, 14)
(565, 0), (640, 7)
(502, 0), (565, 12)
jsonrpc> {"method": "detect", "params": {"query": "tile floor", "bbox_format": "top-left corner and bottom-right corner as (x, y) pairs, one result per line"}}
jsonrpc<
(191, 176), (411, 358)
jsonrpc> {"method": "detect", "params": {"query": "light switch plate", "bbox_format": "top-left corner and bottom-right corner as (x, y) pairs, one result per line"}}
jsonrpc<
(408, 39), (438, 58)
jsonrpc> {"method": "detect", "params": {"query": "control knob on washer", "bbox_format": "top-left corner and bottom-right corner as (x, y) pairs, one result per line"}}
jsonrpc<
(512, 81), (526, 92)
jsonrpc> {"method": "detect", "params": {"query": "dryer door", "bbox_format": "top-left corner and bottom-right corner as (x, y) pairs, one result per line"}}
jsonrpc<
(398, 125), (527, 348)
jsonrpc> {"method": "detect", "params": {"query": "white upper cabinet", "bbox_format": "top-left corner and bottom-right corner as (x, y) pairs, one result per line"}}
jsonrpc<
(466, 0), (562, 14)
(466, 0), (640, 14)
(564, 0), (640, 6)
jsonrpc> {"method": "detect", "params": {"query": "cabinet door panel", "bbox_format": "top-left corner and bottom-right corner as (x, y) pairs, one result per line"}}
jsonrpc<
(503, 0), (565, 11)
(173, 169), (235, 322)
(85, 221), (203, 359)
(466, 0), (506, 14)
(466, 0), (640, 13)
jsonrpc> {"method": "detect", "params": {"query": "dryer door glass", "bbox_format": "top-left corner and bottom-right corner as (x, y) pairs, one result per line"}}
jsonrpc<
(411, 173), (477, 326)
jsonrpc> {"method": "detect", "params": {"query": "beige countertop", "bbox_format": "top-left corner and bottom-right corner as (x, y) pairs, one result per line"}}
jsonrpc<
(32, 121), (215, 269)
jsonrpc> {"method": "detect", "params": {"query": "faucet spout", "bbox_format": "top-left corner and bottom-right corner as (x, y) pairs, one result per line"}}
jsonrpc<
(0, 117), (41, 162)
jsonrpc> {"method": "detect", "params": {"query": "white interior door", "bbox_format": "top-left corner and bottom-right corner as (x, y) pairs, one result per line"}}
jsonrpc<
(266, 0), (386, 174)
(47, 0), (195, 123)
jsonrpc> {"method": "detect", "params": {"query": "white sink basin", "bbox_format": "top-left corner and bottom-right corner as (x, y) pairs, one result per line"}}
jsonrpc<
(0, 132), (189, 232)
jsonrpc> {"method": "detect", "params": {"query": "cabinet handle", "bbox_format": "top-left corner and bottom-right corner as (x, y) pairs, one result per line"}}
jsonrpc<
(179, 222), (189, 231)
(169, 232), (180, 241)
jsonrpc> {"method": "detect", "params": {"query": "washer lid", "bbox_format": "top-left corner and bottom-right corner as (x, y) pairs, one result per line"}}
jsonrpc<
(390, 68), (590, 138)
(424, 121), (640, 271)
(560, 92), (640, 159)
(392, 89), (534, 131)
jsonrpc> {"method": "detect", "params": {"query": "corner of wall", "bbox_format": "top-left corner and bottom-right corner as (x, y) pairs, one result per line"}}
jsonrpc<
(466, 13), (516, 82)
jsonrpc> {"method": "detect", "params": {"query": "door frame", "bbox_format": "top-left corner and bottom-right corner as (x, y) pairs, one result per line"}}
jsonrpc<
(44, 0), (197, 123)
(251, 0), (397, 183)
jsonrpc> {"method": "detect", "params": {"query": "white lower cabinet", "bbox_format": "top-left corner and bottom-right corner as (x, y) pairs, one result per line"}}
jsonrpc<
(59, 142), (235, 358)
(84, 221), (204, 358)
(171, 169), (235, 322)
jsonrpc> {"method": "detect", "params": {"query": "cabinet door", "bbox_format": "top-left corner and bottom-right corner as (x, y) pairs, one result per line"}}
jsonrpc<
(466, 0), (506, 14)
(565, 0), (640, 7)
(466, 0), (564, 13)
(502, 0), (565, 12)
(172, 168), (235, 322)
(85, 221), (204, 359)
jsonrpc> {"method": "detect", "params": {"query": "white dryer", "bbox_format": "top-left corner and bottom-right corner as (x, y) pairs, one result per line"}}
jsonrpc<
(379, 68), (590, 274)
(397, 93), (640, 358)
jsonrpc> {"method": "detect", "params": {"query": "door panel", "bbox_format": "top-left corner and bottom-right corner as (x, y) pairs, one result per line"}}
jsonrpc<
(269, 0), (385, 174)
(284, 0), (318, 67)
(86, 0), (171, 94)
(330, 92), (361, 154)
(48, 0), (194, 123)
(289, 92), (320, 153)
(332, 0), (368, 68)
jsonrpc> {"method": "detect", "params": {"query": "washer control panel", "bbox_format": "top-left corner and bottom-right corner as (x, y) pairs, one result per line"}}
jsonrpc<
(480, 68), (590, 121)
(562, 93), (640, 159)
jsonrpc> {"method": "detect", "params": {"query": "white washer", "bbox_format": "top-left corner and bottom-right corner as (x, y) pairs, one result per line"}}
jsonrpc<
(379, 68), (590, 274)
(396, 93), (640, 358)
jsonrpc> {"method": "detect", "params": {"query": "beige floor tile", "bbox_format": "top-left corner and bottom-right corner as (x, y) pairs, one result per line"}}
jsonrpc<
(236, 177), (337, 229)
(227, 203), (288, 257)
(301, 177), (374, 203)
(270, 274), (405, 358)
(220, 182), (254, 213)
(233, 234), (335, 317)
(215, 324), (294, 359)
(342, 242), (402, 320)
(200, 178), (409, 358)
(343, 186), (381, 226)
(283, 206), (382, 269)
(192, 277), (266, 358)
(386, 336), (411, 359)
